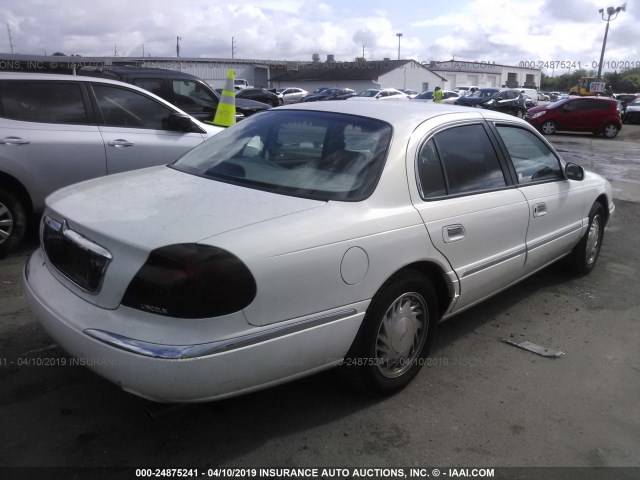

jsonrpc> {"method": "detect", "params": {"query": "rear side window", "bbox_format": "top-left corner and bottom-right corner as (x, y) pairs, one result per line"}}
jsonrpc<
(0, 81), (89, 124)
(92, 84), (175, 130)
(133, 79), (164, 97)
(417, 139), (447, 199)
(431, 124), (506, 195)
(586, 99), (613, 111)
(496, 125), (562, 184)
(171, 79), (218, 114)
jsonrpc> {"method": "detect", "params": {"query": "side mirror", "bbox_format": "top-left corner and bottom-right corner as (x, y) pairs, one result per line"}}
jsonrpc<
(168, 112), (195, 132)
(565, 162), (584, 181)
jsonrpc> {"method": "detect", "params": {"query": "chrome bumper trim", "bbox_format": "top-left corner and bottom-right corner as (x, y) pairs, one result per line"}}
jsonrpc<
(84, 308), (358, 359)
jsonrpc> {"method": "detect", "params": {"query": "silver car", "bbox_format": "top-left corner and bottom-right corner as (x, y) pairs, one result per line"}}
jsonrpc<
(276, 87), (309, 104)
(24, 101), (613, 402)
(0, 73), (222, 257)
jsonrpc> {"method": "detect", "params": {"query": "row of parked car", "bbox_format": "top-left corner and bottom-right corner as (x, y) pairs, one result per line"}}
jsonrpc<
(0, 66), (634, 258)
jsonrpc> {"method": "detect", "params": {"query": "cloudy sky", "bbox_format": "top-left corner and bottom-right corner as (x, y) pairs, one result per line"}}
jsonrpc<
(1, 0), (638, 72)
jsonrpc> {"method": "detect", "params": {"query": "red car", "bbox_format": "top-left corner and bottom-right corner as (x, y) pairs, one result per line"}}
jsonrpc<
(526, 96), (622, 138)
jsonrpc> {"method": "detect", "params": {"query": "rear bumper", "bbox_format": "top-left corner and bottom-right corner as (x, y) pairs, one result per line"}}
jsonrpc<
(23, 248), (365, 403)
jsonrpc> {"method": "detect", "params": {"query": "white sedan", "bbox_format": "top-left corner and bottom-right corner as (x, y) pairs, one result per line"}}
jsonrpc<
(347, 88), (410, 101)
(276, 87), (308, 104)
(24, 101), (614, 403)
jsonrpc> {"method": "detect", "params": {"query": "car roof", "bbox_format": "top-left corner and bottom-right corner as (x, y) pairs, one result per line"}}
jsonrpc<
(0, 71), (170, 85)
(279, 97), (528, 131)
(78, 65), (202, 80)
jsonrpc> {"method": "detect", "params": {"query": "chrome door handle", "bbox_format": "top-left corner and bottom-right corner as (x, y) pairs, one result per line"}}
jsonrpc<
(533, 202), (547, 217)
(108, 139), (134, 147)
(0, 136), (30, 145)
(443, 224), (465, 243)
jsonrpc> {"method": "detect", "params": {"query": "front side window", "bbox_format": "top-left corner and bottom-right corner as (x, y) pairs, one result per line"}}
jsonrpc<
(496, 125), (562, 184)
(93, 84), (176, 130)
(172, 110), (392, 201)
(0, 81), (89, 124)
(432, 124), (506, 195)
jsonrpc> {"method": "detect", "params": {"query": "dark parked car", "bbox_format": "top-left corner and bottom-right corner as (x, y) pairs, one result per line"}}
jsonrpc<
(527, 96), (622, 138)
(455, 88), (499, 106)
(622, 98), (640, 124)
(456, 88), (528, 118)
(77, 66), (270, 121)
(302, 88), (356, 102)
(614, 93), (639, 109)
(236, 87), (280, 107)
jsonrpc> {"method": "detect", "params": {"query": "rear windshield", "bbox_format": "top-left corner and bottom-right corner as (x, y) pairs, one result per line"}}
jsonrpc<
(172, 110), (393, 201)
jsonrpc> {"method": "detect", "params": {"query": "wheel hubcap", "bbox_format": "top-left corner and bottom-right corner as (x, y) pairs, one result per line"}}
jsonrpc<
(604, 125), (617, 137)
(375, 292), (428, 379)
(585, 214), (601, 265)
(0, 202), (14, 245)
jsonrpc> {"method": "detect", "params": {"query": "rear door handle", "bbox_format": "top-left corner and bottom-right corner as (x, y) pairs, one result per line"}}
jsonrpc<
(443, 224), (465, 243)
(533, 202), (547, 217)
(0, 136), (30, 145)
(108, 139), (134, 147)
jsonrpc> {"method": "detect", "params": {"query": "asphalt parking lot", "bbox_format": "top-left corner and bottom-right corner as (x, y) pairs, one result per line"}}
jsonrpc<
(1, 125), (639, 478)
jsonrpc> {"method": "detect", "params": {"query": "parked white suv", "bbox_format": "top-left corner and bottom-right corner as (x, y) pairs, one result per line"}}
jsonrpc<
(0, 73), (223, 257)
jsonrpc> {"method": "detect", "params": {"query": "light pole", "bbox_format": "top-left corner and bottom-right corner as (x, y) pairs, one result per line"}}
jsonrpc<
(596, 4), (625, 80)
(396, 33), (403, 60)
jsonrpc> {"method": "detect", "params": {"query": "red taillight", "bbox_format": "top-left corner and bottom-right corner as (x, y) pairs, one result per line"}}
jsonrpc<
(121, 244), (256, 318)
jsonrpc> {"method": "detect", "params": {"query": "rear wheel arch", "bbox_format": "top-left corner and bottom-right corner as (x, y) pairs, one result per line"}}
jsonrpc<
(340, 267), (440, 394)
(0, 172), (33, 216)
(0, 174), (32, 257)
(382, 261), (454, 320)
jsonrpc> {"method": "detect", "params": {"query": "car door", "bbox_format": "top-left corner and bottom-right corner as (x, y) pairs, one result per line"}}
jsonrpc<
(556, 98), (587, 131)
(410, 121), (530, 312)
(492, 123), (586, 274)
(495, 90), (518, 114)
(90, 83), (207, 175)
(0, 80), (106, 212)
(290, 89), (305, 103)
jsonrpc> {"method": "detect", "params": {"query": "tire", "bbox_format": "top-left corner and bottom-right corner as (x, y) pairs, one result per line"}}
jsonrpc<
(278, 98), (283, 106)
(515, 108), (525, 119)
(0, 188), (28, 259)
(602, 123), (619, 138)
(541, 120), (557, 135)
(339, 269), (438, 395)
(568, 202), (605, 275)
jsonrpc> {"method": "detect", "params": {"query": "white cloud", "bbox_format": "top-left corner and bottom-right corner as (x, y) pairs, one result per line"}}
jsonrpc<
(0, 0), (636, 73)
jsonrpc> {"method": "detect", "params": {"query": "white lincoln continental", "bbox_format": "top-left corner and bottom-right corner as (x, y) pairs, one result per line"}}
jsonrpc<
(24, 101), (614, 402)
